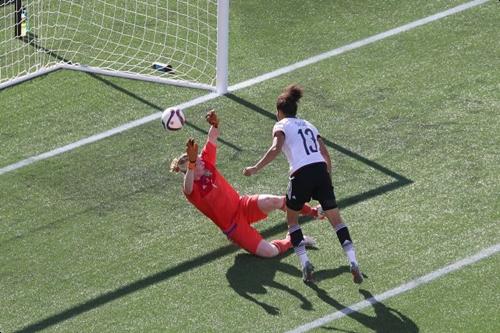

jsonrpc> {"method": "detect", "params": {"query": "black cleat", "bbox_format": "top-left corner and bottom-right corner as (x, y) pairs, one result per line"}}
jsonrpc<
(302, 261), (315, 283)
(350, 262), (363, 284)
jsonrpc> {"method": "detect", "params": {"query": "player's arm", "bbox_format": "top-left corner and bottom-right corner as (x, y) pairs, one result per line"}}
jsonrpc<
(183, 167), (195, 195)
(183, 138), (198, 195)
(206, 109), (219, 145)
(318, 136), (332, 174)
(243, 131), (284, 176)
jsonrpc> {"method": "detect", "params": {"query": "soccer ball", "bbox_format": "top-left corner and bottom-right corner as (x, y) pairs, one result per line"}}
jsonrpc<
(161, 107), (185, 131)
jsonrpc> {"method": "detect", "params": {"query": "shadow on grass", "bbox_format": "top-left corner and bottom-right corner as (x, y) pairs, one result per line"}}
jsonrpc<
(226, 253), (351, 315)
(16, 178), (411, 333)
(13, 215), (307, 333)
(225, 93), (413, 207)
(226, 253), (311, 315)
(307, 286), (419, 332)
(224, 255), (417, 333)
(225, 93), (410, 179)
(15, 35), (241, 153)
(14, 70), (413, 332)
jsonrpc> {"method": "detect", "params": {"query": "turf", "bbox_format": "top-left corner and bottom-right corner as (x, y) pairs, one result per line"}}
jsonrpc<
(0, 1), (499, 332)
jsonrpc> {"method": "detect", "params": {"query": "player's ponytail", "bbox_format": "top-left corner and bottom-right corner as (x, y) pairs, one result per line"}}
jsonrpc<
(277, 84), (303, 116)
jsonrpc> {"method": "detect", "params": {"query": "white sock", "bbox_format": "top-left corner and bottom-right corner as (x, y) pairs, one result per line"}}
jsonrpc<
(294, 242), (310, 268)
(289, 224), (310, 267)
(343, 241), (358, 266)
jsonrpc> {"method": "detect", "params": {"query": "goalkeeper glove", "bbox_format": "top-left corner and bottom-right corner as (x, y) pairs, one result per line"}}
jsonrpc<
(205, 109), (219, 128)
(186, 138), (198, 169)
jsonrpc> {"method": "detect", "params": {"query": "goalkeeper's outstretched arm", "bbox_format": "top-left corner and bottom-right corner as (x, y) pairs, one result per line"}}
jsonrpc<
(183, 138), (199, 195)
(206, 109), (219, 145)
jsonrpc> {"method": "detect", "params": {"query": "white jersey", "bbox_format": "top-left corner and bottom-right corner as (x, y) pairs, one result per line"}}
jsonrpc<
(273, 117), (325, 174)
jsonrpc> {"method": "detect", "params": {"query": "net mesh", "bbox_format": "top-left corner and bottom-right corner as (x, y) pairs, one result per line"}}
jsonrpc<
(0, 0), (218, 88)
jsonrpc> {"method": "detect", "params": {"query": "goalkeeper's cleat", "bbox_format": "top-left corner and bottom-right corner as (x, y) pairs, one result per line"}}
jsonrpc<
(302, 261), (315, 283)
(313, 205), (326, 220)
(303, 235), (317, 248)
(350, 262), (364, 284)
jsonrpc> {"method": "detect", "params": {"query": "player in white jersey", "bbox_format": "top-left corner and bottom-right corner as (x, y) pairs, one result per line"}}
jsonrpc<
(244, 84), (363, 284)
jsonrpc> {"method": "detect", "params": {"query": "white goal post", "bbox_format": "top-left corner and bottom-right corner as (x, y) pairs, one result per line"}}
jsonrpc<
(0, 0), (229, 93)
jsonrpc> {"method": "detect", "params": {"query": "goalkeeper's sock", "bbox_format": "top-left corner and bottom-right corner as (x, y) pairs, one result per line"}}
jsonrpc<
(270, 238), (292, 254)
(289, 224), (310, 268)
(335, 223), (358, 266)
(299, 204), (316, 217)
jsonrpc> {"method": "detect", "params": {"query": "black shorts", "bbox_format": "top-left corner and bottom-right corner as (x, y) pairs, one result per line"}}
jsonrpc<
(286, 162), (338, 211)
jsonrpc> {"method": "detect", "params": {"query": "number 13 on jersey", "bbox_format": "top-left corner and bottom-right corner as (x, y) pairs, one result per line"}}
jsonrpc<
(298, 128), (318, 155)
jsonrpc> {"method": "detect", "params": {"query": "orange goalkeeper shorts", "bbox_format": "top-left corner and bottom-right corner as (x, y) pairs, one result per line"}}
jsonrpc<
(222, 195), (268, 254)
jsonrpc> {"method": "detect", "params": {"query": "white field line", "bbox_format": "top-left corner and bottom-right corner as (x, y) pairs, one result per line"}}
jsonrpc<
(286, 243), (500, 333)
(0, 92), (218, 175)
(229, 0), (490, 92)
(0, 0), (490, 176)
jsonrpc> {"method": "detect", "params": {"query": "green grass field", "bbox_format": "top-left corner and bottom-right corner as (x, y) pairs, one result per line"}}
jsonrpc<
(1, 1), (499, 332)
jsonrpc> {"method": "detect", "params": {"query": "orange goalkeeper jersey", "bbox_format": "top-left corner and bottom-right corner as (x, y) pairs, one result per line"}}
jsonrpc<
(185, 141), (240, 230)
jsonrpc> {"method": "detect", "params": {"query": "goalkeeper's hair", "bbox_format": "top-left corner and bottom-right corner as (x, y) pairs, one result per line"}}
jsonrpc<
(170, 153), (189, 173)
(277, 84), (303, 116)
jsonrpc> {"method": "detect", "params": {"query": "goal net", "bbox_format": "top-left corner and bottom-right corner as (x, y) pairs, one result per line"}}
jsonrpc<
(0, 0), (228, 92)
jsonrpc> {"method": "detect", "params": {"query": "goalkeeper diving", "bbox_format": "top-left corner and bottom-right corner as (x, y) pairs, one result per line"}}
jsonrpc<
(170, 110), (322, 257)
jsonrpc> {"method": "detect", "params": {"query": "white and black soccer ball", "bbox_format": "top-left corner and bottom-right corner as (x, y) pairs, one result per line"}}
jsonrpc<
(161, 107), (185, 131)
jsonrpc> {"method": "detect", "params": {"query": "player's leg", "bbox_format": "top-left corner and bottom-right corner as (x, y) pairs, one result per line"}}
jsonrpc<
(227, 219), (272, 257)
(240, 195), (313, 257)
(256, 194), (319, 218)
(255, 240), (280, 257)
(316, 175), (363, 284)
(228, 220), (284, 258)
(324, 208), (362, 283)
(229, 199), (282, 258)
(256, 234), (316, 257)
(297, 200), (320, 218)
(256, 194), (285, 214)
(238, 195), (289, 257)
(286, 175), (315, 282)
